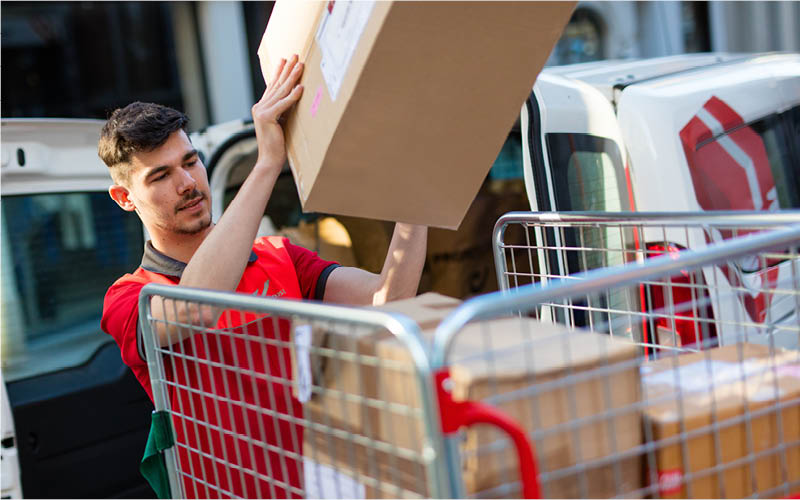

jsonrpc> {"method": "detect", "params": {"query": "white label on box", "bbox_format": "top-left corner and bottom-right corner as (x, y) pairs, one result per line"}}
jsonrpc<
(315, 0), (375, 101)
(303, 458), (366, 499)
(294, 324), (313, 403)
(642, 359), (770, 394)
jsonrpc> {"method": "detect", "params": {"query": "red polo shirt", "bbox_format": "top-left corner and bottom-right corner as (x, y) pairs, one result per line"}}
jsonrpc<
(102, 236), (339, 499)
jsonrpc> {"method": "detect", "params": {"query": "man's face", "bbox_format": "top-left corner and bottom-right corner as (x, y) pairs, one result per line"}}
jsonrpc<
(124, 130), (212, 237)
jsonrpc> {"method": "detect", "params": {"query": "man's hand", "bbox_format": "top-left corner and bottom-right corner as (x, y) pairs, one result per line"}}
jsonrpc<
(252, 54), (305, 172)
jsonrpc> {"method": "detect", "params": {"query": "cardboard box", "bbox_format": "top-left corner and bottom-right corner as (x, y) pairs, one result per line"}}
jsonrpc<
(258, 1), (575, 229)
(277, 216), (359, 267)
(294, 293), (643, 498)
(642, 343), (800, 498)
(424, 178), (531, 298)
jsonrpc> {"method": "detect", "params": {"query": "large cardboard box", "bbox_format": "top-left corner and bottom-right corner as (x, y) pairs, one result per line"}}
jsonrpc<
(642, 343), (800, 498)
(295, 293), (643, 498)
(258, 1), (575, 229)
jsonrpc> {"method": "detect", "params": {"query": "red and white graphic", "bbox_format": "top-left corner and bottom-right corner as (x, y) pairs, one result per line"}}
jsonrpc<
(679, 96), (780, 323)
(657, 468), (683, 496)
(680, 95), (778, 214)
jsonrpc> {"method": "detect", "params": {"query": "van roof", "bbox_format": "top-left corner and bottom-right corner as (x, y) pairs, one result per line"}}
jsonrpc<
(542, 52), (759, 104)
(626, 52), (800, 98)
(1, 118), (110, 195)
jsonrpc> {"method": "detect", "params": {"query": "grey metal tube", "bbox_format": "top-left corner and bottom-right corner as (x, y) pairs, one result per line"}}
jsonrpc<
(493, 210), (800, 228)
(139, 289), (186, 499)
(138, 284), (453, 498)
(437, 223), (800, 368)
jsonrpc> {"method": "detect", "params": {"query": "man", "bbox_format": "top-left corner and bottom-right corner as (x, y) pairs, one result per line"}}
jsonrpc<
(99, 55), (427, 498)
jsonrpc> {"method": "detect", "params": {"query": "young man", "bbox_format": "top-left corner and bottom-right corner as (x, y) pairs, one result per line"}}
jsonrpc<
(99, 55), (427, 498)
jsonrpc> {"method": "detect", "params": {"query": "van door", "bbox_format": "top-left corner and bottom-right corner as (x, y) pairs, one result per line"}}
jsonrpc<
(1, 120), (155, 498)
(520, 73), (637, 336)
(616, 54), (800, 349)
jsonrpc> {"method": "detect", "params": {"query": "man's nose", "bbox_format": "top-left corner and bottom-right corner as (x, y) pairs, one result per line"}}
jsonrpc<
(176, 167), (196, 193)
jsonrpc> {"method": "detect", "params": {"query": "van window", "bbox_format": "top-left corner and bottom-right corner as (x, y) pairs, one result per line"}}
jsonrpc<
(1, 192), (144, 381)
(543, 133), (638, 338)
(546, 133), (630, 213)
(545, 133), (632, 269)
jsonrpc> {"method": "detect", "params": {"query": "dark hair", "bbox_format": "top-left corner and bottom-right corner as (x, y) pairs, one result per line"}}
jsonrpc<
(98, 101), (189, 185)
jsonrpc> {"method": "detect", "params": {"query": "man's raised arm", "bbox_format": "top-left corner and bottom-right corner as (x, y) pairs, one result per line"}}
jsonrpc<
(152, 56), (304, 346)
(322, 223), (428, 306)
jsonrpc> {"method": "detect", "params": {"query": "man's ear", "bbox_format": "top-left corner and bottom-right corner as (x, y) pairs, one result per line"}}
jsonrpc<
(109, 184), (136, 212)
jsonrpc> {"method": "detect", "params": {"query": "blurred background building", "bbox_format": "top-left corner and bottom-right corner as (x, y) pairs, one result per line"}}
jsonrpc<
(3, 1), (799, 131)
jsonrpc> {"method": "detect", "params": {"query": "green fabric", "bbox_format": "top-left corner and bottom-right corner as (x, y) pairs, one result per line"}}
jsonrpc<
(140, 411), (174, 499)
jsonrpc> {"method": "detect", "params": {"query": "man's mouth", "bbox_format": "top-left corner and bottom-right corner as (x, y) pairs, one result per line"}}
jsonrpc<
(177, 195), (204, 212)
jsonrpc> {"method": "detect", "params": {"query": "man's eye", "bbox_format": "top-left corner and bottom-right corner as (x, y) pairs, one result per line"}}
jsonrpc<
(153, 173), (168, 182)
(186, 160), (197, 167)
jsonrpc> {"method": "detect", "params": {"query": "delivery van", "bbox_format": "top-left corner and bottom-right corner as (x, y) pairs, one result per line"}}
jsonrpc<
(518, 52), (800, 349)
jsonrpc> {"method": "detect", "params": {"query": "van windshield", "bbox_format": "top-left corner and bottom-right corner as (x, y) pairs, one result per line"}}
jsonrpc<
(1, 192), (144, 381)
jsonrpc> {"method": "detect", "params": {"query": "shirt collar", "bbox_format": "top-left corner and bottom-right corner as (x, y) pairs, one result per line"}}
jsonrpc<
(141, 241), (258, 278)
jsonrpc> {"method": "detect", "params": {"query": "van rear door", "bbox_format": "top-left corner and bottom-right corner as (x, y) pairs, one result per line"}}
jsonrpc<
(616, 54), (800, 349)
(521, 73), (636, 335)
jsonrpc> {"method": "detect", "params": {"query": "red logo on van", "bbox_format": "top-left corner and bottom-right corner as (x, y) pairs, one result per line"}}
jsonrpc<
(679, 96), (780, 323)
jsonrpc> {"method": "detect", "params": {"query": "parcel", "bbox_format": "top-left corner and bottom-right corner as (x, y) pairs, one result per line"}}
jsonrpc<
(259, 1), (575, 229)
(642, 343), (800, 499)
(294, 293), (643, 498)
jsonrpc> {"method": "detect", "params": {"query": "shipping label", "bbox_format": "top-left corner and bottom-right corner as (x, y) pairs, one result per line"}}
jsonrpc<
(641, 359), (770, 394)
(294, 324), (313, 403)
(315, 0), (375, 101)
(303, 458), (366, 499)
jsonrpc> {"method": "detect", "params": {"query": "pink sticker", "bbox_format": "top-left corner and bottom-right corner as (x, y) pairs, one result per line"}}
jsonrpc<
(310, 86), (323, 117)
(777, 364), (800, 379)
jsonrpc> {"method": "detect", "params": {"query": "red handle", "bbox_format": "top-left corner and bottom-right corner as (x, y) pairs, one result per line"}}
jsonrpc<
(435, 369), (541, 499)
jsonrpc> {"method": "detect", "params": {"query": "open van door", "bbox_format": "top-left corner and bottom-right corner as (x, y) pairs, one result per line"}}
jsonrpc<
(616, 54), (800, 349)
(1, 119), (154, 498)
(520, 73), (637, 335)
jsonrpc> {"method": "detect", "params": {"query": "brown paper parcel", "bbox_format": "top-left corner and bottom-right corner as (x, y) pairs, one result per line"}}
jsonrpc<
(258, 1), (576, 229)
(294, 293), (643, 498)
(642, 343), (800, 499)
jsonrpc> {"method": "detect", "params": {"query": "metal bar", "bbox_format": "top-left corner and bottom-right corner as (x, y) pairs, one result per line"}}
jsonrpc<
(434, 224), (800, 366)
(139, 292), (186, 499)
(138, 284), (453, 498)
(494, 210), (800, 228)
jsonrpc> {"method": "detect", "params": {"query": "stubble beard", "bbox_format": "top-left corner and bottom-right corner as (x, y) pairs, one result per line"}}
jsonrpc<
(171, 189), (212, 235)
(173, 211), (212, 235)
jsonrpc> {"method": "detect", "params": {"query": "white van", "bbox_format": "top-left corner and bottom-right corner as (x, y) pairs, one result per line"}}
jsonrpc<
(0, 115), (353, 498)
(519, 52), (800, 349)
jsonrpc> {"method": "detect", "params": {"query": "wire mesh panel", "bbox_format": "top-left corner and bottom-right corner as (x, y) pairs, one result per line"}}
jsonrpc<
(434, 224), (800, 498)
(138, 285), (449, 499)
(494, 211), (800, 351)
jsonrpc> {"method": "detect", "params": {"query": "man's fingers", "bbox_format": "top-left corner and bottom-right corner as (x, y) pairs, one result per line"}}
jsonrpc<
(267, 57), (287, 91)
(275, 54), (299, 89)
(276, 61), (304, 100)
(271, 85), (304, 118)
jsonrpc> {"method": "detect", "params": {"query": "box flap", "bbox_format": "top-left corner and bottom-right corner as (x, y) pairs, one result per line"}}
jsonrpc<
(642, 343), (800, 424)
(258, 1), (325, 85)
(447, 318), (639, 394)
(375, 292), (461, 330)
